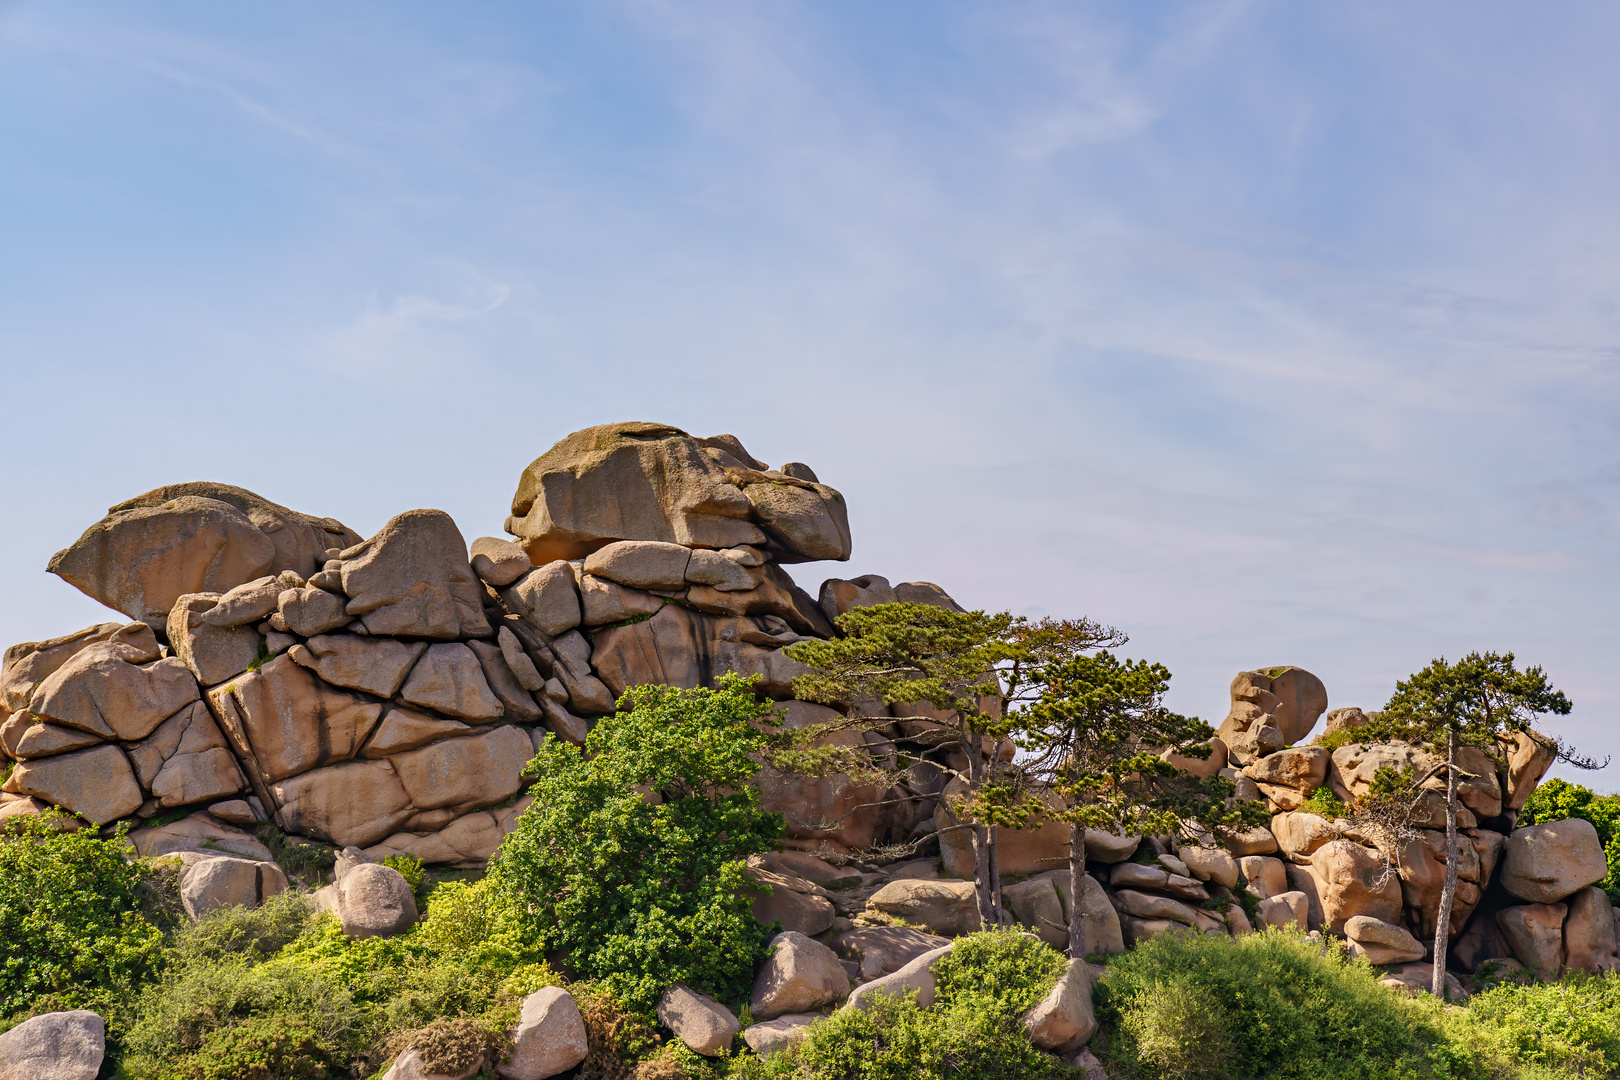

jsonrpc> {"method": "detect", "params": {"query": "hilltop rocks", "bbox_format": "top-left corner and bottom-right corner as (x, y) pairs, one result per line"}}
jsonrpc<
(47, 484), (356, 634)
(398, 644), (503, 721)
(1216, 667), (1327, 762)
(0, 1009), (105, 1080)
(1307, 840), (1404, 932)
(289, 635), (427, 698)
(271, 759), (414, 848)
(1501, 818), (1608, 903)
(0, 623), (126, 710)
(210, 655), (381, 783)
(167, 593), (261, 687)
(341, 510), (491, 640)
(29, 638), (197, 740)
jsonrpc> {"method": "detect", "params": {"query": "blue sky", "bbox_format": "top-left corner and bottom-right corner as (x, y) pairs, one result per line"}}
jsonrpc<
(3, 2), (1619, 781)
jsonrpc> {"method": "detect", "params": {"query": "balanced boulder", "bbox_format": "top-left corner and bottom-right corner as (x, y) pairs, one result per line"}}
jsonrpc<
(1501, 819), (1608, 903)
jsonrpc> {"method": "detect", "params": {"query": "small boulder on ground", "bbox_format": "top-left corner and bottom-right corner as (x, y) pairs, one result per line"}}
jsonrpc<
(330, 862), (418, 939)
(1378, 962), (1466, 1000)
(657, 985), (740, 1057)
(846, 944), (953, 1011)
(1497, 902), (1568, 978)
(742, 1014), (819, 1057)
(0, 1009), (105, 1080)
(178, 853), (289, 920)
(751, 931), (851, 1019)
(380, 1048), (484, 1080)
(497, 987), (589, 1080)
(864, 878), (980, 936)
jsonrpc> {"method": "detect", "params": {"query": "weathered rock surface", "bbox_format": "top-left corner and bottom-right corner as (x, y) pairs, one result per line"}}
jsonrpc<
(271, 759), (413, 848)
(499, 988), (589, 1080)
(1343, 916), (1426, 965)
(30, 639), (197, 741)
(657, 985), (740, 1057)
(0, 623), (126, 711)
(1023, 960), (1096, 1053)
(1258, 891), (1309, 930)
(1239, 855), (1289, 899)
(3, 744), (143, 824)
(0, 1009), (105, 1080)
(1308, 840), (1403, 932)
(210, 654), (381, 782)
(389, 725), (531, 811)
(501, 561), (582, 638)
(130, 810), (273, 860)
(398, 643), (504, 721)
(741, 1015), (818, 1057)
(751, 931), (850, 1019)
(1497, 902), (1568, 977)
(341, 510), (491, 640)
(331, 862), (419, 938)
(178, 853), (289, 919)
(834, 926), (951, 981)
(469, 536), (532, 588)
(1563, 886), (1620, 974)
(866, 878), (981, 936)
(846, 944), (953, 1011)
(1501, 818), (1608, 903)
(167, 593), (262, 687)
(290, 635), (427, 698)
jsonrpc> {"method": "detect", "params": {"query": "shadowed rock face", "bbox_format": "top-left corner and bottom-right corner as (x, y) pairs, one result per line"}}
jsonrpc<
(48, 483), (359, 635)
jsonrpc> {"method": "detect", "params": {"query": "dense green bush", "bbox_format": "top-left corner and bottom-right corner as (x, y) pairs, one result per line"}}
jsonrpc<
(0, 812), (169, 1016)
(1520, 778), (1620, 903)
(737, 930), (1071, 1080)
(1095, 927), (1470, 1080)
(1444, 973), (1620, 1079)
(488, 676), (785, 1013)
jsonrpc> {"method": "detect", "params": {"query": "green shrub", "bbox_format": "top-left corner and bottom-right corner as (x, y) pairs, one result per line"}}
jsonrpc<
(384, 853), (430, 900)
(1096, 927), (1466, 1080)
(0, 812), (167, 1016)
(1298, 785), (1349, 819)
(1520, 779), (1620, 904)
(488, 677), (785, 1013)
(1443, 973), (1620, 1079)
(174, 1014), (330, 1080)
(755, 929), (1070, 1080)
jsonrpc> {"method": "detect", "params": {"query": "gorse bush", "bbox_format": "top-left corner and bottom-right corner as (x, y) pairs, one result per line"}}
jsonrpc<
(488, 675), (785, 1014)
(1096, 927), (1469, 1080)
(1444, 973), (1620, 1079)
(0, 812), (168, 1017)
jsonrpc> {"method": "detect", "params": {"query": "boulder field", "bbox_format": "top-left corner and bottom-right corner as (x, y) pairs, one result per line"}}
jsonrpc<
(0, 421), (1612, 1062)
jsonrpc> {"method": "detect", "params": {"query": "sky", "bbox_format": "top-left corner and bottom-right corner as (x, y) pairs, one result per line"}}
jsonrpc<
(2, 2), (1618, 782)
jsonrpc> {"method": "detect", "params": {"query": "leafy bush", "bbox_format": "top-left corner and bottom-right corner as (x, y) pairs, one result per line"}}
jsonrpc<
(175, 1014), (330, 1080)
(1299, 785), (1349, 819)
(488, 677), (785, 1013)
(1520, 778), (1620, 904)
(0, 812), (168, 1016)
(1095, 927), (1467, 1080)
(1443, 972), (1620, 1079)
(754, 929), (1070, 1080)
(384, 853), (431, 902)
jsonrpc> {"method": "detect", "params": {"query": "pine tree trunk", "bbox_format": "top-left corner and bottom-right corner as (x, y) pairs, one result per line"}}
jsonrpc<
(1069, 824), (1089, 960)
(1432, 729), (1460, 1000)
(990, 825), (1003, 926)
(968, 729), (994, 930)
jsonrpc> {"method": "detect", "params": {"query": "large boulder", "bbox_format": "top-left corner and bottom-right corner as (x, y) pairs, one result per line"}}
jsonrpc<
(398, 644), (504, 722)
(271, 759), (414, 848)
(750, 870), (836, 937)
(1562, 886), (1620, 974)
(177, 853), (289, 919)
(362, 708), (471, 757)
(1238, 855), (1289, 899)
(498, 988), (589, 1080)
(1497, 902), (1568, 978)
(866, 878), (981, 936)
(129, 701), (244, 807)
(1215, 667), (1326, 754)
(331, 862), (419, 938)
(1002, 875), (1069, 949)
(834, 926), (952, 981)
(1502, 730), (1558, 813)
(29, 637), (197, 741)
(500, 561), (582, 638)
(167, 593), (262, 687)
(0, 1009), (105, 1080)
(1343, 916), (1426, 965)
(48, 484), (356, 633)
(1246, 746), (1329, 806)
(1271, 811), (1339, 862)
(1501, 819), (1608, 903)
(1040, 870), (1125, 955)
(0, 623), (126, 711)
(738, 476), (852, 564)
(130, 810), (273, 860)
(846, 944), (953, 1011)
(469, 536), (532, 588)
(657, 985), (740, 1057)
(750, 931), (850, 1019)
(1022, 960), (1095, 1053)
(340, 510), (491, 640)
(208, 654), (381, 782)
(289, 635), (428, 698)
(506, 423), (768, 562)
(1307, 840), (1403, 932)
(3, 744), (143, 824)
